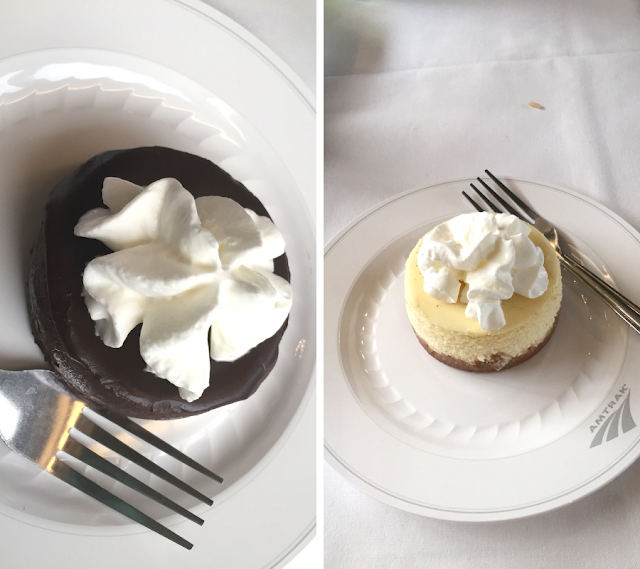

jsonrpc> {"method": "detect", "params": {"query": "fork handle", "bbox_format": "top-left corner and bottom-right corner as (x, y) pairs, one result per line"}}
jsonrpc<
(558, 253), (640, 334)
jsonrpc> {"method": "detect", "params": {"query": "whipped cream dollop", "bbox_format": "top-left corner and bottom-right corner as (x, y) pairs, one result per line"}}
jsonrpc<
(74, 177), (292, 402)
(417, 212), (548, 331)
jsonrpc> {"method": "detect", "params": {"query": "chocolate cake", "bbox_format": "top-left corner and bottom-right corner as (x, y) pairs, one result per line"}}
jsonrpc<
(28, 147), (290, 419)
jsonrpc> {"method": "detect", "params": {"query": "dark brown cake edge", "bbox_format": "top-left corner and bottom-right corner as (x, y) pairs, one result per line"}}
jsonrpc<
(412, 312), (560, 373)
(28, 224), (98, 404)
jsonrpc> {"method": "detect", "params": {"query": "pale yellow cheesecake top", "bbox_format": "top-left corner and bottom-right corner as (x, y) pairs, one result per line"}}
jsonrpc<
(405, 225), (561, 338)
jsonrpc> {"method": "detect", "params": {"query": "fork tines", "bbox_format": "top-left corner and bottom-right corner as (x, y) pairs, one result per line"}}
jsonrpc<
(463, 170), (535, 222)
(57, 408), (223, 550)
(0, 368), (224, 550)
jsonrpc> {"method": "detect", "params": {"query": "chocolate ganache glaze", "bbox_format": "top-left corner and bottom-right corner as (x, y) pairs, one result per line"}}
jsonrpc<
(28, 147), (290, 419)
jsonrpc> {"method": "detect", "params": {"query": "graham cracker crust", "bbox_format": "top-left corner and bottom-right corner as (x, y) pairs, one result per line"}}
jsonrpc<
(412, 313), (560, 373)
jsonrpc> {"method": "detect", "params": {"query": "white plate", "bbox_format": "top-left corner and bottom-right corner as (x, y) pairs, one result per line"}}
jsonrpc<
(325, 178), (640, 521)
(0, 1), (315, 567)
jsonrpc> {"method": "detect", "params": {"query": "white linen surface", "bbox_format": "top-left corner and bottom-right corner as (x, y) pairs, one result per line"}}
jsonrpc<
(202, 0), (315, 92)
(325, 0), (640, 241)
(325, 0), (640, 567)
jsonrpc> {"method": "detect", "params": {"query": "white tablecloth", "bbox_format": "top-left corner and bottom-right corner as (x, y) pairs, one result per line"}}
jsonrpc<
(325, 0), (640, 567)
(203, 0), (316, 93)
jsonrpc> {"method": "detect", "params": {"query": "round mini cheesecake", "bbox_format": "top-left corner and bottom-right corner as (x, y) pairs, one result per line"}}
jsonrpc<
(28, 147), (290, 419)
(404, 225), (562, 372)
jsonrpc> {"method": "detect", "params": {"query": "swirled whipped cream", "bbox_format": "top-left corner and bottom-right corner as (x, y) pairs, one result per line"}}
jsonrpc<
(417, 212), (548, 331)
(74, 177), (292, 402)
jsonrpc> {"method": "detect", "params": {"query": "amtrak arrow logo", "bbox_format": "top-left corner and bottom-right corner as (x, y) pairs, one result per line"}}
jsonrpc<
(590, 386), (636, 448)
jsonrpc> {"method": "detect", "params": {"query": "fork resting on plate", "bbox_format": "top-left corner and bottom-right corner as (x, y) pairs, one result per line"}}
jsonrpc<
(0, 369), (223, 549)
(464, 170), (640, 335)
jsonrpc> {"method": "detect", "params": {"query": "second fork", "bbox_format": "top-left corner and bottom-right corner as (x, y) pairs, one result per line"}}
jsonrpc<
(465, 171), (640, 335)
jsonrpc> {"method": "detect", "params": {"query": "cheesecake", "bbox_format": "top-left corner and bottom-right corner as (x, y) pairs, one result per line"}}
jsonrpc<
(404, 212), (562, 372)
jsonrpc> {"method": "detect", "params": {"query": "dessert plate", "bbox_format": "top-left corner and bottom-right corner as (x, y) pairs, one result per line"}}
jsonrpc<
(325, 178), (640, 521)
(0, 1), (315, 567)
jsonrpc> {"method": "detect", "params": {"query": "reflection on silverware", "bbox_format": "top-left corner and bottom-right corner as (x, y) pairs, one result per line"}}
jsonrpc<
(0, 369), (222, 549)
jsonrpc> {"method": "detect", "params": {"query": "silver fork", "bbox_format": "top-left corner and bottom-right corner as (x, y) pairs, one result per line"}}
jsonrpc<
(464, 170), (640, 335)
(0, 369), (223, 550)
